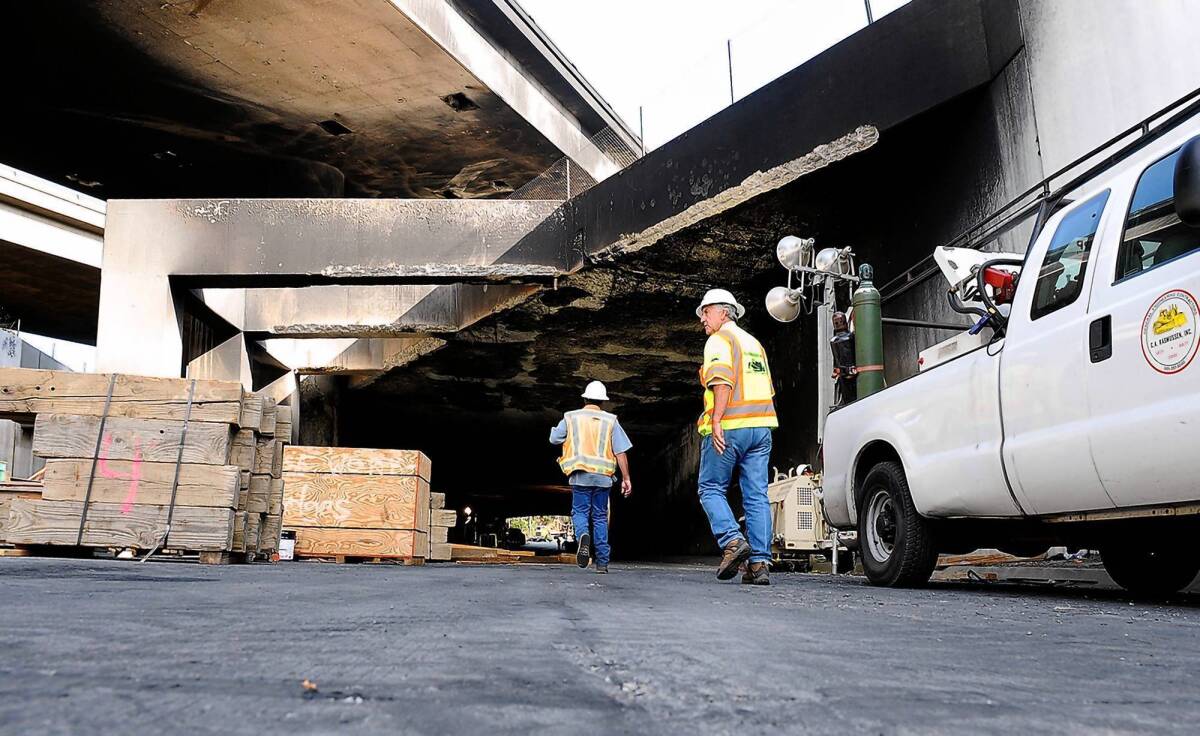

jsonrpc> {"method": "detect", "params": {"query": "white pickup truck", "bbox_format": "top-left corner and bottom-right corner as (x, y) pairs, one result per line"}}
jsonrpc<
(822, 120), (1200, 595)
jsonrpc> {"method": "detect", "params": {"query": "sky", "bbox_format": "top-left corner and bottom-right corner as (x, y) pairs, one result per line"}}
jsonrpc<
(521, 0), (912, 150)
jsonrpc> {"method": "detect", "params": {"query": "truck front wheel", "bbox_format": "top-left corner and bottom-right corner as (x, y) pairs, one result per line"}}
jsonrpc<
(1100, 542), (1200, 597)
(858, 461), (938, 587)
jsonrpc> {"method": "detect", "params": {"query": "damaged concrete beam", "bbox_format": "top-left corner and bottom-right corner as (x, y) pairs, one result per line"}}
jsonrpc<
(504, 0), (1016, 271)
(108, 199), (562, 283)
(260, 336), (448, 389)
(96, 199), (560, 378)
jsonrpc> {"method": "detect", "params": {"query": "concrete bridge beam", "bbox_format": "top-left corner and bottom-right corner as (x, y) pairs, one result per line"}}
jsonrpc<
(97, 198), (561, 378)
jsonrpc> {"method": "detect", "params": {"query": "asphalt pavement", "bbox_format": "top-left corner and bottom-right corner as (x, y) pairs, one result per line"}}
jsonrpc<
(2, 556), (1199, 735)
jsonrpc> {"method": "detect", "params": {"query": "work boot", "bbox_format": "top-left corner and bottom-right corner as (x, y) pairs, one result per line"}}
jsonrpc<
(741, 561), (770, 586)
(576, 533), (592, 568)
(595, 564), (608, 574)
(716, 538), (751, 580)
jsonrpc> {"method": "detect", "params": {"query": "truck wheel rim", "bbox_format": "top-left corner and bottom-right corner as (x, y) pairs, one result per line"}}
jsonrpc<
(866, 491), (896, 562)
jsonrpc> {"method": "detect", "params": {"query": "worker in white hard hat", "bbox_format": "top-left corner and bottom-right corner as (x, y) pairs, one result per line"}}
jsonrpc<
(549, 380), (632, 574)
(695, 288), (778, 585)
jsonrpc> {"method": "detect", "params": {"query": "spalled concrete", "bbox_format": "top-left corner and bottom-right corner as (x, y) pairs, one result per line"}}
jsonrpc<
(2, 558), (1200, 735)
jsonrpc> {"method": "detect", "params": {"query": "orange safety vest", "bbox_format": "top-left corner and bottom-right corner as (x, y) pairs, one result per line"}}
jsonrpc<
(697, 323), (778, 436)
(558, 407), (618, 476)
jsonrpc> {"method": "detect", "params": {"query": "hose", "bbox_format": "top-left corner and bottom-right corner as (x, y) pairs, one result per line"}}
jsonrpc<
(974, 257), (1025, 335)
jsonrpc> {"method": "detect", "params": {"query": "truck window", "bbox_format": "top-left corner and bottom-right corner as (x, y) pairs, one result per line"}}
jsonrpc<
(1031, 191), (1110, 320)
(1116, 148), (1200, 281)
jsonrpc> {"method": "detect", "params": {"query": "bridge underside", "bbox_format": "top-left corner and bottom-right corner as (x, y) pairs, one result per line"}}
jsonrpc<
(61, 1), (1035, 555)
(0, 0), (621, 203)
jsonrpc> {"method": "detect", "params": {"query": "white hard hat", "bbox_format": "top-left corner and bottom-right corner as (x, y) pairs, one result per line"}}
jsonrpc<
(696, 288), (745, 319)
(581, 380), (609, 402)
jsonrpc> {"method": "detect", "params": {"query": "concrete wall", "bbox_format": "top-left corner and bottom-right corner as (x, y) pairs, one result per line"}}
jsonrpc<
(879, 0), (1200, 387)
(1020, 0), (1200, 174)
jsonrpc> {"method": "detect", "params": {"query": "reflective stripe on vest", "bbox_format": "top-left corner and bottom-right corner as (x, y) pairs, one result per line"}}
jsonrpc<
(559, 408), (618, 476)
(698, 326), (778, 436)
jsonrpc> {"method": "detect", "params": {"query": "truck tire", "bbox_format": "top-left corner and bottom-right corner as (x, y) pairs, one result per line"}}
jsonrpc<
(857, 461), (938, 587)
(1100, 542), (1200, 597)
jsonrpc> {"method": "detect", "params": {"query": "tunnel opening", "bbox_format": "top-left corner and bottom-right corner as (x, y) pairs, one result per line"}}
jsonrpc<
(317, 85), (1013, 562)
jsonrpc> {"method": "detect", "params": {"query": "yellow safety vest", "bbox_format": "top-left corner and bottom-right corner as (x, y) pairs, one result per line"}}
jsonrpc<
(559, 407), (618, 476)
(697, 322), (778, 436)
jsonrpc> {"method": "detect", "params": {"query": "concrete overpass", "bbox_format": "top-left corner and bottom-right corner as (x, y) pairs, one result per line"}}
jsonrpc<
(0, 165), (104, 344)
(1, 0), (638, 348)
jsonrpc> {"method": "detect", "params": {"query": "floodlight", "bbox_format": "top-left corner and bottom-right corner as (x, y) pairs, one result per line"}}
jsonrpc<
(765, 286), (803, 323)
(776, 236), (814, 270)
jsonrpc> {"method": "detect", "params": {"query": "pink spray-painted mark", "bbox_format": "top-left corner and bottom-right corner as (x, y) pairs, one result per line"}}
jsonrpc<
(95, 433), (143, 514)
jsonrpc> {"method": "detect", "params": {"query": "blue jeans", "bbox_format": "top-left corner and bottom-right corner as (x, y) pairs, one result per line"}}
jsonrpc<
(571, 485), (610, 565)
(698, 427), (773, 563)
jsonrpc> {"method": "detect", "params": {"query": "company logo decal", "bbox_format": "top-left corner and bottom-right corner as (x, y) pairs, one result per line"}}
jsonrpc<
(1142, 289), (1199, 374)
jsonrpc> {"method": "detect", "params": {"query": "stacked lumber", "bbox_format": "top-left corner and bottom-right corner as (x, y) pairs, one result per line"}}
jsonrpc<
(427, 492), (453, 561)
(282, 446), (431, 561)
(0, 367), (292, 563)
(224, 401), (290, 559)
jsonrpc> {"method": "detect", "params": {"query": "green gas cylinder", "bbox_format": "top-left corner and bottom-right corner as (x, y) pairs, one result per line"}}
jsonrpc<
(852, 263), (885, 398)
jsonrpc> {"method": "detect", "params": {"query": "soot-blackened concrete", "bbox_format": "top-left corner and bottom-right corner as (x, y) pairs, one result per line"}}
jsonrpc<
(2, 558), (1199, 734)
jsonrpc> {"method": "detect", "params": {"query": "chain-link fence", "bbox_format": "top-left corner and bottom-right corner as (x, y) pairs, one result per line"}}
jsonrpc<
(509, 125), (640, 201)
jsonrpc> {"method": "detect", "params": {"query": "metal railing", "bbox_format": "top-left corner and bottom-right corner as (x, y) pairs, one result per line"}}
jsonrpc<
(508, 125), (641, 201)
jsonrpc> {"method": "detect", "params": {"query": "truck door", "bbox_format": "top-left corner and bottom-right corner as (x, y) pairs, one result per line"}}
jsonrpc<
(1000, 190), (1117, 515)
(1084, 145), (1200, 507)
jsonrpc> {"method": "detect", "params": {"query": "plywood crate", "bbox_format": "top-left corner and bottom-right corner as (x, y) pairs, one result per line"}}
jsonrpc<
(283, 446), (431, 560)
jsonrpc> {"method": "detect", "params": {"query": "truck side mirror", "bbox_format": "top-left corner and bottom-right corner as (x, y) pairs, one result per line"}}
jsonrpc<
(1175, 136), (1200, 227)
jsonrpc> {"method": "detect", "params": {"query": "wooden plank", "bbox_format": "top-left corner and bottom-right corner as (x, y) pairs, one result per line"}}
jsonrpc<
(430, 509), (456, 527)
(518, 553), (578, 565)
(243, 512), (260, 551)
(430, 492), (445, 510)
(41, 459), (238, 508)
(0, 368), (245, 425)
(4, 498), (234, 551)
(282, 473), (428, 530)
(271, 440), (284, 479)
(428, 542), (452, 561)
(283, 446), (431, 481)
(247, 475), (270, 514)
(238, 394), (263, 432)
(259, 398), (277, 437)
(1, 488), (44, 544)
(230, 430), (257, 471)
(429, 525), (448, 544)
(260, 514), (281, 552)
(449, 544), (534, 560)
(232, 511), (246, 551)
(276, 413), (293, 444)
(268, 478), (284, 516)
(253, 437), (273, 475)
(937, 549), (1039, 568)
(292, 528), (426, 558)
(33, 414), (233, 465)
